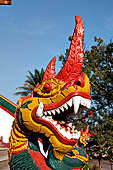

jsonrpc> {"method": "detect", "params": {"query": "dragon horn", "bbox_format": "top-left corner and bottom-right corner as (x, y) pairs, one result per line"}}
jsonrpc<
(85, 125), (89, 134)
(81, 128), (84, 135)
(56, 16), (84, 82)
(43, 56), (56, 82)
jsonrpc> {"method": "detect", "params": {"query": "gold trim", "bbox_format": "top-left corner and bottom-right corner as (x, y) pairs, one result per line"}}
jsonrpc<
(0, 0), (12, 5)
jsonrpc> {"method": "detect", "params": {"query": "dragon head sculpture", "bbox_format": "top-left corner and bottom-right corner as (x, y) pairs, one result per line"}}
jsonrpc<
(9, 16), (92, 170)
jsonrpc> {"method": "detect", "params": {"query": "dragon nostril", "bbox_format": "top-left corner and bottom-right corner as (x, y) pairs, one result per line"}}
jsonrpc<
(43, 82), (52, 92)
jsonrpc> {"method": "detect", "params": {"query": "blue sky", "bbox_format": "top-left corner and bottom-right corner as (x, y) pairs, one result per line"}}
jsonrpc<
(0, 0), (113, 103)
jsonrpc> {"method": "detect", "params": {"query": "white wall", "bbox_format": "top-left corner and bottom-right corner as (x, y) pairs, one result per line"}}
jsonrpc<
(0, 108), (14, 143)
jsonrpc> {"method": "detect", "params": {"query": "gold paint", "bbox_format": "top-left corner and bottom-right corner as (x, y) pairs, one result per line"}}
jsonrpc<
(9, 73), (91, 164)
(49, 135), (74, 160)
(38, 98), (52, 105)
(17, 97), (23, 108)
(8, 119), (29, 163)
(27, 99), (39, 110)
(73, 155), (88, 162)
(20, 101), (77, 161)
(20, 108), (41, 132)
(22, 97), (38, 105)
(40, 125), (53, 137)
(51, 94), (64, 103)
(21, 103), (77, 160)
(66, 149), (88, 162)
(53, 149), (65, 161)
(34, 78), (66, 98)
(80, 135), (89, 147)
(62, 89), (70, 97)
(14, 125), (28, 139)
(11, 129), (27, 142)
(14, 120), (30, 136)
(67, 86), (76, 93)
(49, 135), (62, 147)
(66, 153), (88, 162)
(77, 74), (90, 94)
(62, 86), (76, 97)
(72, 149), (79, 155)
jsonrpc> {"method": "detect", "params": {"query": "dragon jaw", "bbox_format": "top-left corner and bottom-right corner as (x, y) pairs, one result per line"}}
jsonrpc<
(18, 73), (91, 160)
(32, 95), (91, 143)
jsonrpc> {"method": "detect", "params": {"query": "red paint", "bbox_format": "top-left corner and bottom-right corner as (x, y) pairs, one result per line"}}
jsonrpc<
(56, 16), (84, 83)
(89, 110), (93, 115)
(43, 82), (52, 92)
(36, 83), (39, 88)
(74, 73), (85, 88)
(43, 57), (56, 82)
(19, 94), (32, 104)
(81, 125), (89, 136)
(44, 91), (91, 111)
(0, 95), (17, 107)
(71, 167), (83, 170)
(28, 148), (51, 170)
(12, 148), (27, 155)
(90, 132), (96, 136)
(0, 136), (9, 148)
(0, 105), (15, 118)
(0, 95), (17, 118)
(11, 142), (28, 150)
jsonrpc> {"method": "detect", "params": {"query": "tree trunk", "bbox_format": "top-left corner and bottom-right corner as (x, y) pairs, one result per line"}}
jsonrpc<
(98, 154), (102, 170)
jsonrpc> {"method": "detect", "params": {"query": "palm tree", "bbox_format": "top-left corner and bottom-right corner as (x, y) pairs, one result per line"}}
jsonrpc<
(14, 68), (44, 96)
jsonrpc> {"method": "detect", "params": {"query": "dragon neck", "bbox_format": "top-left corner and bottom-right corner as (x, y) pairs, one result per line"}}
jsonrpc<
(8, 118), (30, 163)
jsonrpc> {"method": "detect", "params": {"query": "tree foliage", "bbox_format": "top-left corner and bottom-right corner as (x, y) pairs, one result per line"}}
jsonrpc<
(84, 38), (113, 164)
(14, 68), (44, 96)
(84, 37), (113, 115)
(58, 36), (113, 164)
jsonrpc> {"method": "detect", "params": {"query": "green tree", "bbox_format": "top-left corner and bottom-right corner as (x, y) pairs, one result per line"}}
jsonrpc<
(84, 37), (113, 115)
(14, 68), (44, 96)
(87, 112), (113, 169)
(84, 38), (113, 167)
(58, 37), (113, 168)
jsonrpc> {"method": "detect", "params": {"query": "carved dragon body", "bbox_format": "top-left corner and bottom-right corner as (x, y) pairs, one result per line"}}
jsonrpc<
(8, 16), (92, 170)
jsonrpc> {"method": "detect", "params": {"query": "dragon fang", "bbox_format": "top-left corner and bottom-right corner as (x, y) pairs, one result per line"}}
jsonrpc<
(8, 16), (92, 170)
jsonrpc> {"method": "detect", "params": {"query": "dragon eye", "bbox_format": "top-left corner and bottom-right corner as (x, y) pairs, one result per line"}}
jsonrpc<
(43, 82), (52, 92)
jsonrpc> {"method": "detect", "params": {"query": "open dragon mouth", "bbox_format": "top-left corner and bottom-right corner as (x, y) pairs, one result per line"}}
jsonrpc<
(32, 95), (91, 145)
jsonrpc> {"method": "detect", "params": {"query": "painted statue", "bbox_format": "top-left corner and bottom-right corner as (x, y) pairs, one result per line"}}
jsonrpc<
(0, 16), (93, 170)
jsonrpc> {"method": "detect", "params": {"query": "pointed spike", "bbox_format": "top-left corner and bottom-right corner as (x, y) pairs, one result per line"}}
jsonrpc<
(85, 125), (89, 134)
(43, 56), (56, 82)
(56, 16), (84, 82)
(81, 128), (84, 136)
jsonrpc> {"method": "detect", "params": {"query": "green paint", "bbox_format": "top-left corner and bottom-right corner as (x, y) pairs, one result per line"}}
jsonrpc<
(46, 146), (72, 170)
(0, 96), (16, 115)
(10, 150), (40, 170)
(21, 101), (32, 109)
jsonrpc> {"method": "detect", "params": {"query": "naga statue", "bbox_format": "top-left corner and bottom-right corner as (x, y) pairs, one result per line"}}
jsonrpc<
(0, 16), (93, 170)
